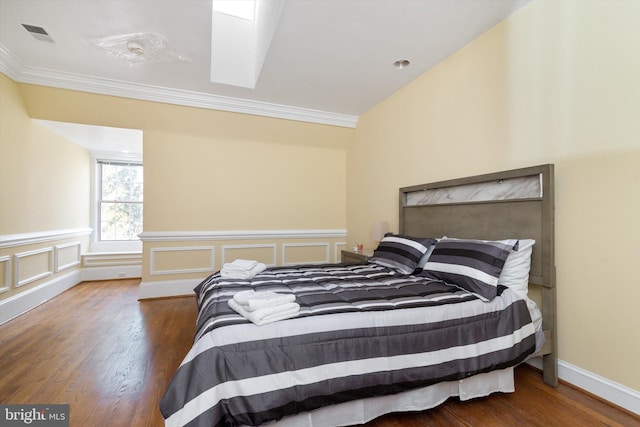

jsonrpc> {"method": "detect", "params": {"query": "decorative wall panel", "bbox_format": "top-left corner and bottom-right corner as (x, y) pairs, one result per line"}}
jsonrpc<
(14, 247), (54, 287)
(55, 241), (81, 272)
(221, 244), (277, 266)
(282, 243), (330, 265)
(0, 256), (10, 293)
(150, 246), (215, 276)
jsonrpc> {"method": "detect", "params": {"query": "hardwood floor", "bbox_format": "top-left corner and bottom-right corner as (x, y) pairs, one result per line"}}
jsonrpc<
(0, 279), (637, 427)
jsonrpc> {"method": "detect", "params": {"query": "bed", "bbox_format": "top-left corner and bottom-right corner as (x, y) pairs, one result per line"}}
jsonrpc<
(160, 164), (557, 427)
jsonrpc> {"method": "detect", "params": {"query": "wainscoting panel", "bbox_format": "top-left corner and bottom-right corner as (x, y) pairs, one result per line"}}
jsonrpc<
(82, 252), (143, 267)
(221, 244), (277, 266)
(334, 242), (347, 263)
(81, 252), (143, 281)
(139, 229), (348, 298)
(150, 246), (216, 276)
(55, 241), (81, 272)
(0, 256), (10, 293)
(0, 228), (142, 323)
(282, 243), (330, 265)
(14, 247), (54, 287)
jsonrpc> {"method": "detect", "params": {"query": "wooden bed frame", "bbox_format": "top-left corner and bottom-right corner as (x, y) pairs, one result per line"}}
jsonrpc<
(399, 164), (557, 386)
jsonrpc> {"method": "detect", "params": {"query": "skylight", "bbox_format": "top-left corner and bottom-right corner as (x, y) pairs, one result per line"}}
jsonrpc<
(210, 0), (284, 89)
(212, 0), (256, 21)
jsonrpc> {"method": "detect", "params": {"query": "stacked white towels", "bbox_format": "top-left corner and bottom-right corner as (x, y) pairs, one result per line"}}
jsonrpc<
(221, 259), (267, 279)
(228, 290), (300, 326)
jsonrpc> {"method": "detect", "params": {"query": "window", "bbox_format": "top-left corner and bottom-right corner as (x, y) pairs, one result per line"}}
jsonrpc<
(97, 160), (143, 243)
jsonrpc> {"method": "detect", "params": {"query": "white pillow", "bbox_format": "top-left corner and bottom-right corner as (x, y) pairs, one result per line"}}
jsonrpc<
(498, 239), (535, 299)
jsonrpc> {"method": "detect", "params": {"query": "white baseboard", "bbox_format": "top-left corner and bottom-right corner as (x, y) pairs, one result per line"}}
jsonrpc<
(0, 269), (82, 325)
(81, 265), (142, 282)
(527, 357), (640, 415)
(138, 278), (200, 299)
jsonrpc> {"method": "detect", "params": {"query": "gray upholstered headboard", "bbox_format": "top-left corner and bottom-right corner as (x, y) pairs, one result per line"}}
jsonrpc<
(399, 164), (557, 386)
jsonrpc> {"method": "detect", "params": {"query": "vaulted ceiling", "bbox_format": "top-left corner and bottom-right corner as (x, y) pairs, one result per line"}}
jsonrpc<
(0, 0), (530, 128)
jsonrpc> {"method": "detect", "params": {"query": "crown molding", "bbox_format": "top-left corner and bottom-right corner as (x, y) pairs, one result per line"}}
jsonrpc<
(0, 44), (358, 128)
(0, 44), (22, 80)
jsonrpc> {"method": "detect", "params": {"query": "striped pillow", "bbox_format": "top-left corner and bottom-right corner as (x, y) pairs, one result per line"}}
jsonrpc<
(370, 234), (436, 274)
(421, 238), (515, 301)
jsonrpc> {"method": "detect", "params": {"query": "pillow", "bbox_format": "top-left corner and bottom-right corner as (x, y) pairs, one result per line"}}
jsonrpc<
(421, 238), (515, 301)
(370, 234), (436, 274)
(498, 239), (535, 300)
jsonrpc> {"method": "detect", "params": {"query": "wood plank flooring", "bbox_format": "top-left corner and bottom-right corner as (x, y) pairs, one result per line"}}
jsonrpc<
(0, 279), (637, 427)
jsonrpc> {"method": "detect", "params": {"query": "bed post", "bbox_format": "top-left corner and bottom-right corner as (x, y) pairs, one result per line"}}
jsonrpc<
(541, 164), (558, 386)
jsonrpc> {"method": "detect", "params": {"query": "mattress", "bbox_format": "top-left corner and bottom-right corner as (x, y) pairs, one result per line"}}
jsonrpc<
(161, 263), (541, 427)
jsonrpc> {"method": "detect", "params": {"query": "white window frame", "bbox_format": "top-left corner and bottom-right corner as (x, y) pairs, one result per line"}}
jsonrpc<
(90, 154), (143, 253)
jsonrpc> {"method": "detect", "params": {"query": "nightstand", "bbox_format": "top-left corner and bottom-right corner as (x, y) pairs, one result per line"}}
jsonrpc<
(341, 249), (371, 264)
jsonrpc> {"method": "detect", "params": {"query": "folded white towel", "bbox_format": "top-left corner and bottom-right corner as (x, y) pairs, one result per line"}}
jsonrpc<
(233, 290), (296, 311)
(223, 259), (258, 272)
(221, 262), (266, 279)
(228, 299), (300, 326)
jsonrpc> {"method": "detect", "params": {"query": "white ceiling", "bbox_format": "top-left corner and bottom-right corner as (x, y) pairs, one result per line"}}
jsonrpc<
(34, 119), (143, 158)
(0, 0), (530, 149)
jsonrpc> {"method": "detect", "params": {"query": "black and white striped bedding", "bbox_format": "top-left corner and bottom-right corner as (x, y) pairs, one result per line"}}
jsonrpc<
(160, 263), (537, 427)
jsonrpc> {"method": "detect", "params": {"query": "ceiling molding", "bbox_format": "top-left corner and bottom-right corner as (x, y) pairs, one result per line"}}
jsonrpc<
(0, 43), (358, 129)
(0, 44), (22, 79)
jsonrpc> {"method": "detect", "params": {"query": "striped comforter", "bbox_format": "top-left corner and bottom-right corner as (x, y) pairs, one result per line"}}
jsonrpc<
(160, 263), (537, 427)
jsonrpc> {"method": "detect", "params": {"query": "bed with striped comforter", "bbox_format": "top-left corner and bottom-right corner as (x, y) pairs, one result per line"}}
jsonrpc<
(160, 263), (538, 427)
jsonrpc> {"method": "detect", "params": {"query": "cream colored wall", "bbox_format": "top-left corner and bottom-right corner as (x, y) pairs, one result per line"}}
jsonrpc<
(0, 74), (91, 301)
(0, 74), (90, 234)
(143, 126), (346, 231)
(348, 0), (640, 391)
(16, 83), (352, 287)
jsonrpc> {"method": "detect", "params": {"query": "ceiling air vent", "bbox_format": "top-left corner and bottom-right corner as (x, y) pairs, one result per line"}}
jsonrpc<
(22, 24), (54, 42)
